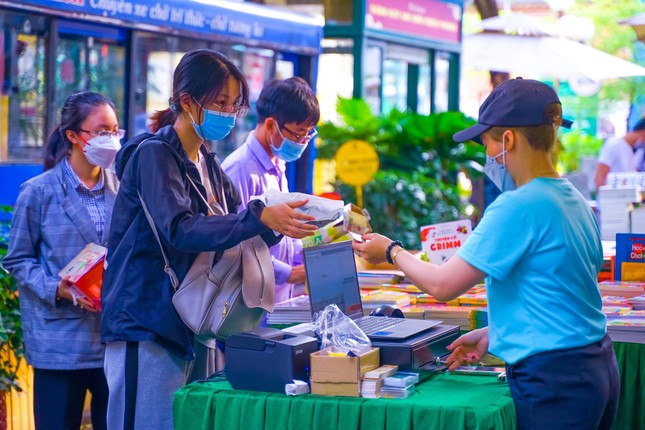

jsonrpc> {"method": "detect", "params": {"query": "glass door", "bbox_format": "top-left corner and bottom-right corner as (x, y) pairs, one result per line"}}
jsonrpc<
(131, 33), (208, 136)
(56, 22), (126, 127)
(0, 11), (49, 163)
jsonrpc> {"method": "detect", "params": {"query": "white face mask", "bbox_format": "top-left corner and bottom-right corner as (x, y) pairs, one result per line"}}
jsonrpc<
(484, 135), (516, 192)
(83, 135), (121, 170)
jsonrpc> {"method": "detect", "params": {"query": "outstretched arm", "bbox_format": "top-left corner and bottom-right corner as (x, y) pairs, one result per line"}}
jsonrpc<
(353, 233), (486, 301)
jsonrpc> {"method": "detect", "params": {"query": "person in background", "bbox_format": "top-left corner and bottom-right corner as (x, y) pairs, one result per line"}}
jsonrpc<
(222, 77), (320, 303)
(3, 91), (122, 430)
(353, 78), (619, 430)
(100, 49), (316, 430)
(595, 117), (645, 190)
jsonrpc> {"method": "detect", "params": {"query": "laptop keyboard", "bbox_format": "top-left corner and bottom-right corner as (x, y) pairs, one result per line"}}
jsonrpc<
(356, 316), (406, 334)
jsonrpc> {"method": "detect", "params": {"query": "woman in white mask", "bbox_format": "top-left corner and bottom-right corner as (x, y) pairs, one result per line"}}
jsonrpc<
(353, 78), (619, 430)
(4, 91), (121, 430)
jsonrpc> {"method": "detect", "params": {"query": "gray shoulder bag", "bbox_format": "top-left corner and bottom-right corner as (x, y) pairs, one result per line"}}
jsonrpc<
(138, 175), (276, 341)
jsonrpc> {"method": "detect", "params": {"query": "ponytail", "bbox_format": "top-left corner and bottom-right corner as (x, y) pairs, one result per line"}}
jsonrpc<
(149, 108), (176, 133)
(43, 127), (71, 171)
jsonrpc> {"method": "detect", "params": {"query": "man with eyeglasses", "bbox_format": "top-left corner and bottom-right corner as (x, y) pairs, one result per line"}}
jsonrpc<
(222, 77), (320, 303)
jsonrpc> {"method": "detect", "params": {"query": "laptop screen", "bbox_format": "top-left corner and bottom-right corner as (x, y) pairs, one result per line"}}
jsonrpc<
(302, 241), (364, 319)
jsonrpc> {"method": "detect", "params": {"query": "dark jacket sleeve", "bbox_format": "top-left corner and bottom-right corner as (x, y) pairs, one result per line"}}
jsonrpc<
(134, 140), (270, 253)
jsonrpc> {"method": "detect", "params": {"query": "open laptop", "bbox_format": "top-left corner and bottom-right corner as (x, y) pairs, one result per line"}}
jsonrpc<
(303, 241), (442, 340)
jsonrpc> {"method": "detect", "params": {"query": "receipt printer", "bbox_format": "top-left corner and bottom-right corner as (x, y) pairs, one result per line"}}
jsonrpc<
(225, 327), (318, 393)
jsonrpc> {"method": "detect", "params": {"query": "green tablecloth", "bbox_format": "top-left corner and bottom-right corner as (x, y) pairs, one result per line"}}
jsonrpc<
(612, 341), (645, 430)
(173, 341), (643, 430)
(173, 373), (515, 430)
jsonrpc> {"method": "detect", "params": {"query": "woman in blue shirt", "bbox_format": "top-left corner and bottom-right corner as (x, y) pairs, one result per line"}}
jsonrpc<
(354, 78), (619, 430)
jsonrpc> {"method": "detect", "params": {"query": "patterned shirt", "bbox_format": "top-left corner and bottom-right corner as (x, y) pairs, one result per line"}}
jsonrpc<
(62, 158), (106, 242)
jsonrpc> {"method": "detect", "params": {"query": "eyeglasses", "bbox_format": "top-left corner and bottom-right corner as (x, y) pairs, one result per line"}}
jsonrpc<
(205, 102), (248, 118)
(79, 129), (126, 139)
(278, 124), (318, 144)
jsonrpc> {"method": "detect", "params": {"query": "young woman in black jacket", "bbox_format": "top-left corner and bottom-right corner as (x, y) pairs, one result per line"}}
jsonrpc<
(101, 49), (316, 430)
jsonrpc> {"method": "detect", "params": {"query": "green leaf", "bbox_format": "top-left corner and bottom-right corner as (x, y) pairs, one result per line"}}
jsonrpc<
(319, 106), (482, 249)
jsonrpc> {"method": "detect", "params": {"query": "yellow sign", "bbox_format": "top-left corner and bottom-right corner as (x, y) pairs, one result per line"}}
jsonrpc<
(334, 140), (379, 186)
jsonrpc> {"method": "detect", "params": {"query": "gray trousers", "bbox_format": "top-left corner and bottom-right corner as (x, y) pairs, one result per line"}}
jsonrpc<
(104, 341), (191, 430)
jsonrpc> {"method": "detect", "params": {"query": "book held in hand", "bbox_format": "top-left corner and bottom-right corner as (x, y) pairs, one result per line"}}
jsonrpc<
(420, 220), (472, 265)
(58, 243), (107, 310)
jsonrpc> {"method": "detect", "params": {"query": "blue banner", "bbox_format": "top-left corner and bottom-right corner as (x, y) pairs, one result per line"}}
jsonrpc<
(16, 0), (322, 53)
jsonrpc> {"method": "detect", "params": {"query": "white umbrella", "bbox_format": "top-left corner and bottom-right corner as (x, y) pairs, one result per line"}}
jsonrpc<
(462, 32), (645, 82)
(479, 12), (556, 36)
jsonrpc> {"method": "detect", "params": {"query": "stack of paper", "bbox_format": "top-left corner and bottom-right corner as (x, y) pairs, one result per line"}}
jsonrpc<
(598, 281), (645, 298)
(423, 305), (482, 331)
(606, 172), (645, 189)
(630, 203), (645, 233)
(597, 186), (640, 240)
(601, 296), (631, 307)
(361, 290), (411, 309)
(358, 270), (405, 289)
(606, 318), (645, 344)
(266, 295), (311, 325)
(361, 365), (398, 399)
(628, 294), (645, 310)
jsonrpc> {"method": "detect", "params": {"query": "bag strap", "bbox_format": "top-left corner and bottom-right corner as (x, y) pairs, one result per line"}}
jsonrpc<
(138, 191), (180, 290)
(137, 164), (227, 291)
(185, 174), (229, 216)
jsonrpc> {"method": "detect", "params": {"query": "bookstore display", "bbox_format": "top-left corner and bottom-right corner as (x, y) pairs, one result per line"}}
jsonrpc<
(171, 212), (645, 430)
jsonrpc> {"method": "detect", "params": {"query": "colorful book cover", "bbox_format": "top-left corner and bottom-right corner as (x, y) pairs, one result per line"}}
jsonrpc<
(614, 234), (645, 281)
(420, 220), (472, 265)
(58, 243), (106, 309)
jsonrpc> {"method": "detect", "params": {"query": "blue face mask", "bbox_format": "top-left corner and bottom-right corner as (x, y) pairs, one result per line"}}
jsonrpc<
(484, 136), (516, 192)
(189, 100), (236, 141)
(270, 127), (308, 162)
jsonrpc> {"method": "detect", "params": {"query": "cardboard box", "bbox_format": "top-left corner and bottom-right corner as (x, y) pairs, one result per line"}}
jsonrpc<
(58, 243), (106, 310)
(310, 348), (380, 397)
(310, 381), (361, 397)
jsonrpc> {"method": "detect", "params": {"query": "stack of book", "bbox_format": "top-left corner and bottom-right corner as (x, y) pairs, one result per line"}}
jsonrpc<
(266, 295), (311, 325)
(598, 281), (645, 298)
(424, 305), (482, 331)
(628, 294), (645, 310)
(471, 308), (489, 330)
(361, 365), (398, 398)
(630, 202), (645, 233)
(379, 372), (420, 399)
(606, 318), (645, 343)
(361, 290), (412, 311)
(358, 270), (405, 289)
(597, 186), (640, 240)
(599, 241), (616, 281)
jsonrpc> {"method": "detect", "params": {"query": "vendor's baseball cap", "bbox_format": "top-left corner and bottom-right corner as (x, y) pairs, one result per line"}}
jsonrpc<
(453, 77), (573, 144)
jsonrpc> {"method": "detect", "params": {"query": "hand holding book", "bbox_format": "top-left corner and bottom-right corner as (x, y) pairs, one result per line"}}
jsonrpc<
(56, 277), (100, 312)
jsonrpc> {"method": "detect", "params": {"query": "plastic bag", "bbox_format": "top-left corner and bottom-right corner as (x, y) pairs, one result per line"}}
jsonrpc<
(250, 191), (344, 227)
(311, 304), (372, 355)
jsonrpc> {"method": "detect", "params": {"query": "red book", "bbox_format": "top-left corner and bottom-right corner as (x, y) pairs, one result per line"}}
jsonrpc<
(58, 243), (106, 310)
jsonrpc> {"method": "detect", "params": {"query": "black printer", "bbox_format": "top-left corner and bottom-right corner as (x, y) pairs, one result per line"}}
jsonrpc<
(225, 327), (318, 393)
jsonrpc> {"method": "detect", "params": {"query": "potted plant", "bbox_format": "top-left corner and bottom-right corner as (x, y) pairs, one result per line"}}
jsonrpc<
(0, 205), (24, 429)
(316, 98), (485, 249)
